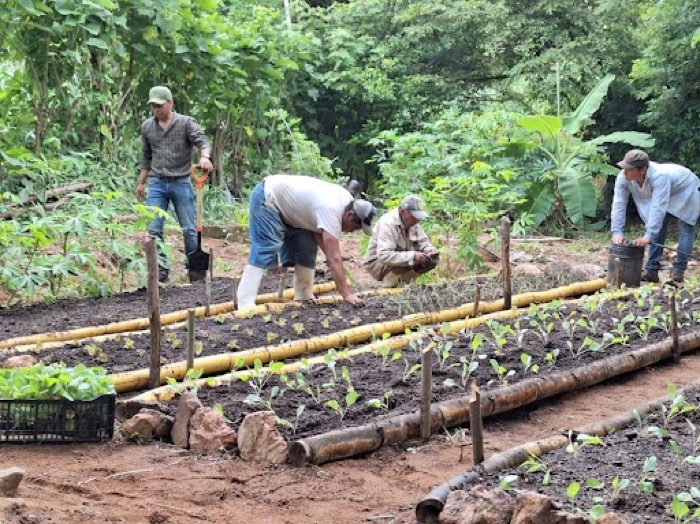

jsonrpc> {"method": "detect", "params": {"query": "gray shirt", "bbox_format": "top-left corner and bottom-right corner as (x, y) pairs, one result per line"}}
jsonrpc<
(140, 112), (211, 178)
(611, 161), (700, 241)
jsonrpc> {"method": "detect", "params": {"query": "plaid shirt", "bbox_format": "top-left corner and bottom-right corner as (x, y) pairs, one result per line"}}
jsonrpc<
(140, 112), (211, 178)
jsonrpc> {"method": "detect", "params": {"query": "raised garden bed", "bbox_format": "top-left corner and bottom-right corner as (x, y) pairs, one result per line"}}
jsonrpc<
(158, 283), (700, 444)
(470, 383), (700, 523)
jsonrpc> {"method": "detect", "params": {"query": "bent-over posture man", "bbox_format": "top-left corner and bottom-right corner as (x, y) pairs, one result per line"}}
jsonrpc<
(611, 149), (700, 282)
(237, 174), (376, 308)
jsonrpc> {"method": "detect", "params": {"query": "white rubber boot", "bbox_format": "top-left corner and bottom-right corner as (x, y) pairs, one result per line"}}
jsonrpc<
(293, 264), (316, 301)
(237, 265), (264, 309)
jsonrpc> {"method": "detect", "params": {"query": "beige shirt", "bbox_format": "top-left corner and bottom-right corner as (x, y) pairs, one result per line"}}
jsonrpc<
(363, 208), (434, 280)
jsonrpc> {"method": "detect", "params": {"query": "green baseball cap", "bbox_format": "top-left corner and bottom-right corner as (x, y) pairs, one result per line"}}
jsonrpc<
(148, 86), (173, 105)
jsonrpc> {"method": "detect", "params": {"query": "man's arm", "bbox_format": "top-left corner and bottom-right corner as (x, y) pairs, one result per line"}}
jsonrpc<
(316, 231), (363, 306)
(610, 173), (631, 239)
(187, 118), (214, 173)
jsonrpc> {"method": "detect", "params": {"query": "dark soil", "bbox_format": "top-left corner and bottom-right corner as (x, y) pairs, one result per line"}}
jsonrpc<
(0, 273), (574, 373)
(478, 385), (700, 523)
(181, 284), (699, 441)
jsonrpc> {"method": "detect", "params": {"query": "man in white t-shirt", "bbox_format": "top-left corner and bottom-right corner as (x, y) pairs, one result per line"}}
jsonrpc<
(237, 174), (376, 308)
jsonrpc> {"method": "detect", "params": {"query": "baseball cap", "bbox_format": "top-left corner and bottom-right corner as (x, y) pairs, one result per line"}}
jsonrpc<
(352, 200), (376, 235)
(617, 149), (649, 170)
(148, 86), (173, 105)
(400, 194), (429, 220)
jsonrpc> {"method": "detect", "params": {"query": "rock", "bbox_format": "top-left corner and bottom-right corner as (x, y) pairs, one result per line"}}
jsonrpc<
(511, 490), (587, 524)
(115, 398), (165, 422)
(2, 355), (37, 369)
(188, 407), (237, 454)
(0, 467), (25, 497)
(440, 485), (514, 524)
(120, 410), (173, 442)
(512, 264), (543, 276)
(544, 261), (573, 276)
(171, 391), (202, 449)
(237, 411), (288, 464)
(596, 513), (628, 524)
(571, 264), (606, 281)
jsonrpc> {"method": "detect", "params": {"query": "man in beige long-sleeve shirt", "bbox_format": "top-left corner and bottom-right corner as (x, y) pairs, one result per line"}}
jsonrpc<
(363, 195), (439, 287)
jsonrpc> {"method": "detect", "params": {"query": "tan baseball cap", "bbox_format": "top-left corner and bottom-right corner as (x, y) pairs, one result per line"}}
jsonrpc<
(400, 194), (429, 220)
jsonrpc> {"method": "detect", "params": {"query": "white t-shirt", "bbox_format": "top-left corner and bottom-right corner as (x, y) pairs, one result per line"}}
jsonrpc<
(263, 175), (353, 239)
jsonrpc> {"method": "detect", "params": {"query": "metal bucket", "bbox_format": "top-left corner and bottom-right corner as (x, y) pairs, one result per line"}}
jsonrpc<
(607, 243), (645, 287)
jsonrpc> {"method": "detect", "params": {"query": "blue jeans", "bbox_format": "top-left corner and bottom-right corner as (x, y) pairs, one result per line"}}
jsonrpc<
(646, 213), (696, 272)
(146, 177), (197, 270)
(247, 182), (317, 269)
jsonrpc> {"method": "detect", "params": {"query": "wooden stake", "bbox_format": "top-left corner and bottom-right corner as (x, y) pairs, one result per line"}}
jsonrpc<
(501, 216), (512, 310)
(469, 382), (484, 465)
(232, 276), (238, 311)
(204, 249), (213, 316)
(472, 283), (481, 318)
(145, 238), (161, 389)
(670, 291), (680, 363)
(614, 257), (622, 289)
(186, 309), (195, 372)
(420, 347), (433, 439)
(278, 269), (286, 300)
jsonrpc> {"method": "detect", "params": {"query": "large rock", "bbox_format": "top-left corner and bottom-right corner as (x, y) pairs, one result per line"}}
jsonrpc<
(571, 264), (606, 281)
(120, 410), (173, 442)
(2, 355), (37, 369)
(0, 467), (25, 497)
(237, 411), (288, 464)
(170, 391), (202, 448)
(115, 398), (165, 422)
(188, 407), (237, 454)
(511, 491), (587, 524)
(440, 485), (514, 524)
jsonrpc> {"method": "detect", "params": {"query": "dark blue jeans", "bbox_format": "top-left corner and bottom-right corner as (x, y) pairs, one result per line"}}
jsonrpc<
(247, 182), (317, 269)
(646, 213), (696, 272)
(146, 176), (197, 270)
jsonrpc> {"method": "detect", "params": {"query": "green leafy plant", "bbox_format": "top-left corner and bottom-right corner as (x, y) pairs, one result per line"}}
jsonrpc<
(0, 363), (114, 401)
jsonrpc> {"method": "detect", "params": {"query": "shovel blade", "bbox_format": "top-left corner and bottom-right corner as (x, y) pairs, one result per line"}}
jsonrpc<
(188, 249), (210, 272)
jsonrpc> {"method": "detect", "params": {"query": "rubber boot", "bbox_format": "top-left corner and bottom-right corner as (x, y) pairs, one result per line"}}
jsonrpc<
(293, 264), (316, 301)
(237, 265), (264, 309)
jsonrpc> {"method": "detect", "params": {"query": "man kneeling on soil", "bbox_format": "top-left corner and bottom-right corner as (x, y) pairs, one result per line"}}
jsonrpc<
(363, 195), (440, 288)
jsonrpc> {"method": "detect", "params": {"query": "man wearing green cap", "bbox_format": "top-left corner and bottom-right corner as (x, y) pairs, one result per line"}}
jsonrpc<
(363, 194), (440, 287)
(135, 85), (214, 283)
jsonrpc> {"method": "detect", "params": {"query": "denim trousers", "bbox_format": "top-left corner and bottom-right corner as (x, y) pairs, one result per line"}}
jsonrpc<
(147, 176), (197, 270)
(247, 182), (317, 269)
(645, 213), (697, 272)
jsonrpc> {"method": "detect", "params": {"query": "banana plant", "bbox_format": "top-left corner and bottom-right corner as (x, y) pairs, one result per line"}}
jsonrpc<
(514, 74), (655, 230)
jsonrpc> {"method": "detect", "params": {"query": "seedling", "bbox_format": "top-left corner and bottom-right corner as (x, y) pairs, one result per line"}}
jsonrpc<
(367, 390), (393, 410)
(277, 404), (306, 435)
(325, 388), (358, 422)
(520, 453), (552, 486)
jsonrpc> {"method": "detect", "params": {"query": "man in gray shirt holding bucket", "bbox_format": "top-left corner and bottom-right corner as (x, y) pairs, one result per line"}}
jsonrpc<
(611, 149), (700, 283)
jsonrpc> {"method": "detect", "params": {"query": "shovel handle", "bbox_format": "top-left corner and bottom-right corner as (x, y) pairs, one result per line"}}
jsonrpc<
(191, 164), (209, 190)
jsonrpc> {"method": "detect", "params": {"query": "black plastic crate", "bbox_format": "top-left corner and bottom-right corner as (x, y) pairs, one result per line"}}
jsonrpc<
(0, 394), (115, 443)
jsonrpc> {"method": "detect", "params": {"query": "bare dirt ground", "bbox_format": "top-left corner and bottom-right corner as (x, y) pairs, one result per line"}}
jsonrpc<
(2, 231), (699, 524)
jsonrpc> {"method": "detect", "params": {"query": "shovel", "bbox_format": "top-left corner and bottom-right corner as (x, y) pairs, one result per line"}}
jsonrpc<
(188, 165), (210, 280)
(652, 242), (700, 262)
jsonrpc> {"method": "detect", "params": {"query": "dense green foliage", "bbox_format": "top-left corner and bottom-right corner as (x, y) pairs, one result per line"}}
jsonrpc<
(0, 0), (698, 304)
